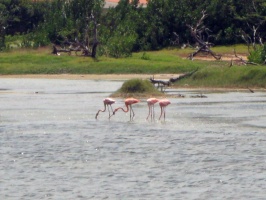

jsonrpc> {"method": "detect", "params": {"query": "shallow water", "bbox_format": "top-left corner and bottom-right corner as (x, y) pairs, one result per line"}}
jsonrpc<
(1, 78), (266, 199)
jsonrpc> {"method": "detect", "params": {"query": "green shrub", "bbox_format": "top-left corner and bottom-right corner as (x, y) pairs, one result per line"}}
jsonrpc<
(248, 44), (266, 64)
(120, 79), (155, 93)
(104, 33), (137, 58)
(140, 52), (150, 60)
(112, 79), (163, 97)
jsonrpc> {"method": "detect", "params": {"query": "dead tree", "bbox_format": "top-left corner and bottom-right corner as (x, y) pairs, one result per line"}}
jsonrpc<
(233, 0), (266, 65)
(52, 13), (99, 58)
(234, 23), (265, 65)
(186, 10), (221, 60)
(239, 21), (264, 55)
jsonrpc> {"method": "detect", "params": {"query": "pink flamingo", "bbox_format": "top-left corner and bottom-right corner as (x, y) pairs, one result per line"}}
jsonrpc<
(158, 99), (171, 121)
(111, 98), (140, 121)
(95, 98), (116, 119)
(146, 98), (159, 120)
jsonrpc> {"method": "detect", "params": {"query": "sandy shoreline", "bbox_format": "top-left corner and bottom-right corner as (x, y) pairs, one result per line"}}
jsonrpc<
(0, 74), (180, 80)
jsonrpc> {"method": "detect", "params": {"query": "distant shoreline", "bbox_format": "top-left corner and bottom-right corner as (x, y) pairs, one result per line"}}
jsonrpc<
(0, 74), (179, 80)
(1, 74), (263, 93)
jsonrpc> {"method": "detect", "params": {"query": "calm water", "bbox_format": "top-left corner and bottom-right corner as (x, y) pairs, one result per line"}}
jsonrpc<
(1, 78), (266, 199)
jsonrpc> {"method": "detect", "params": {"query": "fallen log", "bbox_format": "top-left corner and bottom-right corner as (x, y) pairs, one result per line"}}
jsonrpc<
(149, 78), (170, 86)
(149, 78), (170, 92)
(169, 68), (198, 83)
(52, 44), (88, 56)
(149, 68), (199, 92)
(52, 45), (71, 55)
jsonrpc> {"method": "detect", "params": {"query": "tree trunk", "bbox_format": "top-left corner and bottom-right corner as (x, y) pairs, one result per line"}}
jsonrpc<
(0, 27), (6, 50)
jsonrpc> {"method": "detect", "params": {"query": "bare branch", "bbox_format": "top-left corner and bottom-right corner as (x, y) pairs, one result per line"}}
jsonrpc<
(186, 11), (221, 60)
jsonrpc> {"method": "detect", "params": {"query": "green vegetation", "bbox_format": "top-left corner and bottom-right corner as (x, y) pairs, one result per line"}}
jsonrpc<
(0, 47), (200, 74)
(1, 45), (266, 89)
(111, 79), (163, 97)
(248, 44), (266, 64)
(177, 66), (266, 88)
(1, 0), (266, 58)
(1, 1), (265, 90)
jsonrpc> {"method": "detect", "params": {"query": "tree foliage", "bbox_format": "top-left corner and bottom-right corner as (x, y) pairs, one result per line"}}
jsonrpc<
(1, 0), (266, 58)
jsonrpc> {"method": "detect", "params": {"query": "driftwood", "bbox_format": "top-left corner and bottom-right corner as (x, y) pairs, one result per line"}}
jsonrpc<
(150, 78), (170, 87)
(52, 44), (83, 56)
(190, 94), (207, 98)
(150, 68), (198, 91)
(169, 68), (198, 83)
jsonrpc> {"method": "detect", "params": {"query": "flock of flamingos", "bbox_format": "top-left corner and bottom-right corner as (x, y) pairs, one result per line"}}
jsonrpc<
(95, 97), (171, 121)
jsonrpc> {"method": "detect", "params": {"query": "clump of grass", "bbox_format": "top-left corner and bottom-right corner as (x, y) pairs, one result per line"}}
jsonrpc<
(140, 52), (150, 60)
(111, 78), (163, 98)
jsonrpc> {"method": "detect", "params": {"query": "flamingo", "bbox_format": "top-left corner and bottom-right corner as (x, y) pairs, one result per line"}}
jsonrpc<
(158, 99), (171, 121)
(146, 98), (159, 121)
(111, 98), (140, 121)
(95, 98), (116, 119)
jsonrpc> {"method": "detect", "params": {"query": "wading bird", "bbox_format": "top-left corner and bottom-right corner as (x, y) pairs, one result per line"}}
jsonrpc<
(158, 99), (171, 121)
(95, 98), (115, 119)
(111, 98), (140, 121)
(146, 98), (159, 121)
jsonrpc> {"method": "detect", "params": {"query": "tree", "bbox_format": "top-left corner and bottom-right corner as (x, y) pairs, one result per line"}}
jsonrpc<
(99, 0), (142, 57)
(0, 0), (10, 50)
(234, 0), (266, 47)
(41, 0), (104, 57)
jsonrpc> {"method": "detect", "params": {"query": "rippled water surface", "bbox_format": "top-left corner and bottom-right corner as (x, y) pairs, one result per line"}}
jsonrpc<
(1, 78), (266, 199)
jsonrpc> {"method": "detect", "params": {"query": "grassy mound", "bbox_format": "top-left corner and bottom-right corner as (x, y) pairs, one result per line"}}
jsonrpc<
(111, 78), (164, 98)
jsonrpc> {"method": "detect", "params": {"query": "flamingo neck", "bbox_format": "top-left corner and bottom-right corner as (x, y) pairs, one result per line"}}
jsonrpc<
(98, 103), (107, 113)
(116, 104), (129, 113)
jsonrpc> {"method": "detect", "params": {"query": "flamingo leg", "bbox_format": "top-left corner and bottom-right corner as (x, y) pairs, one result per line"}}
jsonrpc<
(110, 105), (114, 113)
(152, 104), (155, 121)
(107, 105), (111, 119)
(150, 104), (153, 120)
(159, 106), (164, 120)
(129, 105), (132, 121)
(163, 107), (166, 121)
(146, 104), (151, 120)
(132, 106), (135, 120)
(131, 105), (135, 121)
